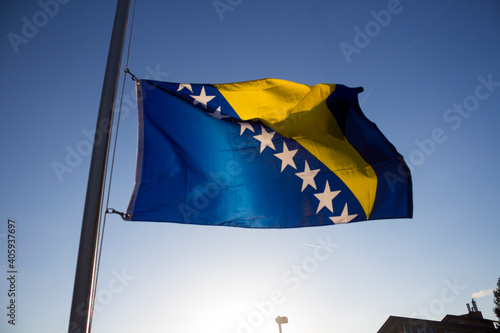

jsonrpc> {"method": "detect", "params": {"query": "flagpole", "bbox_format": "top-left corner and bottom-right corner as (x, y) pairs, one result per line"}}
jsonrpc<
(68, 1), (131, 332)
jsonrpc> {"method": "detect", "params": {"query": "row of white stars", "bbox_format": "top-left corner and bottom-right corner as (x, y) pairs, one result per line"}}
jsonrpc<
(178, 84), (229, 120)
(244, 124), (358, 224)
(177, 83), (358, 224)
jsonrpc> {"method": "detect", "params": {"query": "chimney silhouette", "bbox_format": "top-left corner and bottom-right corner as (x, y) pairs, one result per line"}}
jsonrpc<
(471, 298), (479, 312)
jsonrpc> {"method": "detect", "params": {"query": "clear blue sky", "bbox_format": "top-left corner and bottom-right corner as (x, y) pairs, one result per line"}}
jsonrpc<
(1, 1), (499, 332)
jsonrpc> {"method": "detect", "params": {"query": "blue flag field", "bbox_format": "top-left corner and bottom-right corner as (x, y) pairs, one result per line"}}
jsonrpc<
(126, 78), (412, 228)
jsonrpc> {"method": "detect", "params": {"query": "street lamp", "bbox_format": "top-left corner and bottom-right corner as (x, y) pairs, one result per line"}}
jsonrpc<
(275, 316), (288, 333)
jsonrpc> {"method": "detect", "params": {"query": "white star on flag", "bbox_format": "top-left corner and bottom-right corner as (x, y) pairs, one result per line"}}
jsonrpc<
(177, 83), (193, 92)
(253, 126), (276, 153)
(314, 180), (341, 214)
(329, 203), (357, 224)
(191, 86), (215, 109)
(210, 106), (230, 120)
(295, 160), (320, 192)
(239, 122), (255, 135)
(274, 142), (298, 172)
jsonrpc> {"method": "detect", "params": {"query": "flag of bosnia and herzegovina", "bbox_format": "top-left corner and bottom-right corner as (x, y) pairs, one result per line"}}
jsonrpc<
(125, 78), (412, 228)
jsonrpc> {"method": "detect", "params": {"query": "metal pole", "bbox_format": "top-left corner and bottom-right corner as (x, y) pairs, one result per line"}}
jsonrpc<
(67, 1), (131, 332)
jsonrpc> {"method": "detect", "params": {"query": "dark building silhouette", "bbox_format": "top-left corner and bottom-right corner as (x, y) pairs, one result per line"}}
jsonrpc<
(377, 299), (499, 333)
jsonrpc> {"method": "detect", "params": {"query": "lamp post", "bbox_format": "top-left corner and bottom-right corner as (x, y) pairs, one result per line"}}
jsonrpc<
(275, 316), (288, 333)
